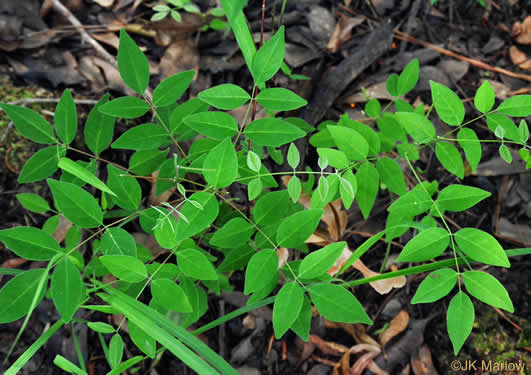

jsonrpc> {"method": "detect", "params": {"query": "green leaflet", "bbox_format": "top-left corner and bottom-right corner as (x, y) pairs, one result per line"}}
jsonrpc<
(435, 142), (464, 179)
(84, 94), (115, 155)
(0, 226), (61, 261)
(317, 148), (349, 169)
(99, 97), (150, 119)
(356, 162), (379, 219)
(277, 209), (323, 248)
(58, 157), (115, 196)
(244, 118), (306, 146)
(299, 242), (345, 279)
(16, 193), (50, 213)
(173, 191), (219, 242)
(0, 269), (47, 324)
(129, 149), (169, 175)
(153, 70), (195, 107)
(151, 279), (192, 312)
(255, 88), (307, 111)
(397, 59), (419, 96)
(308, 283), (372, 324)
(100, 255), (147, 283)
(0, 103), (57, 144)
(288, 176), (302, 203)
(411, 268), (457, 304)
(327, 125), (369, 161)
(251, 26), (285, 85)
(430, 81), (464, 126)
(128, 320), (156, 358)
(51, 257), (84, 322)
(273, 282), (304, 338)
(18, 145), (66, 183)
(100, 227), (137, 256)
(109, 334), (124, 369)
(462, 271), (513, 312)
(376, 157), (406, 196)
(447, 291), (474, 355)
(106, 165), (142, 210)
(48, 179), (103, 228)
(210, 218), (254, 249)
(394, 112), (435, 144)
(457, 128), (481, 172)
(397, 228), (450, 262)
(198, 84), (250, 110)
(497, 95), (531, 117)
(474, 80), (495, 113)
(244, 249), (278, 295)
(183, 111), (238, 139)
(203, 137), (238, 188)
(435, 185), (491, 212)
(117, 29), (150, 95)
(251, 190), (291, 225)
(54, 89), (78, 145)
(290, 295), (312, 341)
(454, 228), (510, 267)
(112, 123), (170, 150)
(177, 248), (217, 280)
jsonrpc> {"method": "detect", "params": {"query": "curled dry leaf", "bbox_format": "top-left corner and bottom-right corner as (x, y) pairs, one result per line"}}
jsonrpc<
(52, 215), (73, 244)
(351, 351), (386, 375)
(509, 46), (531, 71)
(327, 14), (365, 53)
(512, 16), (531, 44)
(378, 310), (410, 347)
(309, 335), (349, 356)
(277, 247), (289, 269)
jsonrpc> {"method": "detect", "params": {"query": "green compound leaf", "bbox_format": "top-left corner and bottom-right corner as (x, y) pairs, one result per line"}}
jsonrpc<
(153, 70), (195, 107)
(435, 142), (464, 179)
(474, 80), (495, 113)
(411, 268), (457, 304)
(99, 97), (150, 119)
(54, 89), (78, 145)
(462, 271), (514, 312)
(430, 81), (464, 126)
(16, 193), (50, 213)
(0, 269), (47, 324)
(327, 125), (369, 161)
(100, 255), (147, 283)
(277, 209), (323, 248)
(244, 249), (278, 295)
(48, 179), (103, 228)
(356, 162), (379, 219)
(255, 88), (307, 111)
(299, 242), (345, 279)
(397, 227), (449, 262)
(288, 175), (302, 203)
(183, 111), (238, 139)
(0, 103), (56, 144)
(435, 185), (491, 212)
(84, 94), (115, 155)
(0, 226), (61, 261)
(251, 26), (285, 85)
(58, 157), (115, 196)
(395, 112), (436, 144)
(210, 217), (254, 249)
(339, 169), (357, 209)
(118, 29), (150, 95)
(178, 249), (217, 281)
(308, 283), (372, 324)
(454, 228), (510, 267)
(51, 257), (84, 323)
(198, 84), (250, 110)
(112, 123), (170, 150)
(317, 148), (349, 169)
(497, 95), (531, 117)
(203, 137), (238, 188)
(457, 128), (481, 172)
(376, 157), (406, 196)
(151, 279), (192, 312)
(447, 291), (474, 355)
(18, 145), (66, 183)
(106, 165), (142, 210)
(244, 118), (305, 147)
(100, 227), (137, 256)
(397, 58), (419, 96)
(273, 282), (304, 338)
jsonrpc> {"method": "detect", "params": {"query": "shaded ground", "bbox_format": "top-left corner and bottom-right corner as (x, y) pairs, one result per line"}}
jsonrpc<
(0, 0), (530, 374)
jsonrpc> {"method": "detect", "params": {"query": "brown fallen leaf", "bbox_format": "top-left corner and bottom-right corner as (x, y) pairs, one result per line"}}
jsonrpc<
(327, 14), (365, 53)
(378, 310), (410, 347)
(52, 215), (73, 244)
(512, 16), (531, 44)
(310, 335), (349, 356)
(509, 46), (531, 71)
(160, 39), (199, 78)
(410, 345), (438, 375)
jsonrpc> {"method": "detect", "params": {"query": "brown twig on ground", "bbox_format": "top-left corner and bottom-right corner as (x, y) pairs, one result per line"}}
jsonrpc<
(5, 98), (98, 106)
(394, 31), (531, 83)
